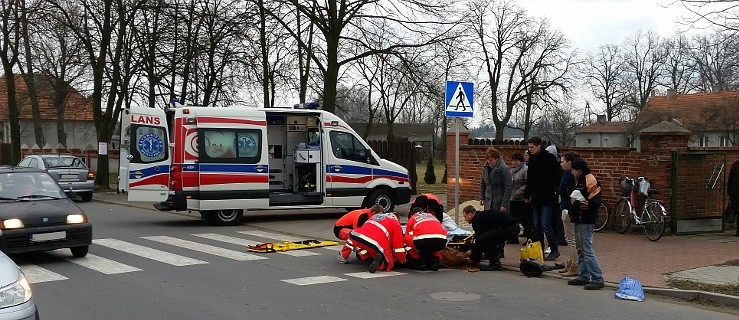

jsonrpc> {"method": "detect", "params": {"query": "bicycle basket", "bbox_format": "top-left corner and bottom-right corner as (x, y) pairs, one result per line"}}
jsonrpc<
(620, 177), (633, 194)
(638, 177), (650, 197)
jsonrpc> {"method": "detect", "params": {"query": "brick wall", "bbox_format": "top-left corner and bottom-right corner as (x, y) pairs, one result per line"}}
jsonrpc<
(445, 130), (739, 224)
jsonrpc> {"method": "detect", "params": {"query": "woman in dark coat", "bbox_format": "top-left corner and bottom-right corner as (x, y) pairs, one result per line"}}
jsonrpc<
(727, 159), (739, 236)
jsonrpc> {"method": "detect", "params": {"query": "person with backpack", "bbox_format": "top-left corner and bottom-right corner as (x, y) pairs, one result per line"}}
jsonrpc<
(566, 158), (605, 290)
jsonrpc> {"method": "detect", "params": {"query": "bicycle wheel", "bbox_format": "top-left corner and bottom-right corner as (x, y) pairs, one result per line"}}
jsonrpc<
(643, 201), (666, 241)
(594, 201), (609, 232)
(614, 198), (632, 234)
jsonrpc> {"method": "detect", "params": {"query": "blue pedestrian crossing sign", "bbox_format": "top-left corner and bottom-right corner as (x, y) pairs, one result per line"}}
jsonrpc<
(445, 81), (474, 117)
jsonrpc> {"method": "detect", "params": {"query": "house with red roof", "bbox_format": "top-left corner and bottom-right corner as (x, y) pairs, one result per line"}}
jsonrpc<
(576, 116), (631, 147)
(0, 74), (96, 150)
(576, 88), (739, 148)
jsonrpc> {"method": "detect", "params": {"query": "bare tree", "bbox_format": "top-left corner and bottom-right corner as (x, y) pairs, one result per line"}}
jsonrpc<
(268, 0), (451, 114)
(621, 30), (666, 116)
(690, 33), (739, 91)
(587, 44), (627, 121)
(677, 1), (739, 32)
(471, 0), (575, 140)
(33, 7), (85, 149)
(531, 103), (580, 146)
(0, 0), (22, 163)
(660, 33), (697, 93)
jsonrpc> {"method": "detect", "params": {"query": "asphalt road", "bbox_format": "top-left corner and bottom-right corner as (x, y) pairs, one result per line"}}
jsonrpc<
(9, 201), (738, 320)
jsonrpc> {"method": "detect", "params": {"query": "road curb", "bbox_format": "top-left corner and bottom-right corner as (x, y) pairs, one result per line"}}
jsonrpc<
(501, 264), (739, 307)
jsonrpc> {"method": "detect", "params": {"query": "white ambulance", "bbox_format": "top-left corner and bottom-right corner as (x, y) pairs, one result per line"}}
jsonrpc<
(119, 102), (412, 225)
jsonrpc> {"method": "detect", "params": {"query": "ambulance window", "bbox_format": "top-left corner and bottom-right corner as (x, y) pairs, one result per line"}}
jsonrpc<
(200, 129), (262, 163)
(329, 131), (367, 163)
(204, 131), (237, 159)
(133, 125), (168, 163)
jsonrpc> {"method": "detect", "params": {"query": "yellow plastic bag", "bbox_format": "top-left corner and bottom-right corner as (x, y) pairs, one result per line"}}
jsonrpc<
(520, 240), (544, 263)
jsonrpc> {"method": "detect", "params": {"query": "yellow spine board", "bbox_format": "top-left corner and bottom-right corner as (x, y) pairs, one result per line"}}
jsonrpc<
(247, 240), (340, 253)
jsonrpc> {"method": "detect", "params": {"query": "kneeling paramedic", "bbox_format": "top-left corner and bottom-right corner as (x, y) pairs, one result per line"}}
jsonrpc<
(348, 211), (406, 273)
(334, 205), (383, 263)
(462, 205), (519, 271)
(404, 207), (447, 271)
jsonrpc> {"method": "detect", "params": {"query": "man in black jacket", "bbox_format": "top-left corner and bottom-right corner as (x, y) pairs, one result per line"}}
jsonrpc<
(462, 205), (520, 271)
(523, 136), (561, 261)
(727, 159), (739, 236)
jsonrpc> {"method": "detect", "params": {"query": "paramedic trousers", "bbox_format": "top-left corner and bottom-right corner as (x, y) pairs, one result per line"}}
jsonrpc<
(473, 224), (520, 262)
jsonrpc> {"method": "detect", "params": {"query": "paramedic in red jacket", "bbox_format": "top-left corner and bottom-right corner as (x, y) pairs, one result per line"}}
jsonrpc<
(404, 208), (448, 271)
(348, 212), (407, 273)
(410, 194), (444, 218)
(334, 205), (383, 263)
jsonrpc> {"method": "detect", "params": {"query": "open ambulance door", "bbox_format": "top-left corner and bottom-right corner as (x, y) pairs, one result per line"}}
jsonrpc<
(122, 107), (171, 202)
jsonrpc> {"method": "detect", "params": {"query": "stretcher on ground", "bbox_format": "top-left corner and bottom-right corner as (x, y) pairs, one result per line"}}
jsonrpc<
(446, 233), (474, 252)
(247, 239), (340, 253)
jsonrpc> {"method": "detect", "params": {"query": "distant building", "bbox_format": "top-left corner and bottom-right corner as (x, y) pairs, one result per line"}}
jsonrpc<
(576, 87), (739, 148)
(576, 116), (631, 147)
(0, 74), (95, 150)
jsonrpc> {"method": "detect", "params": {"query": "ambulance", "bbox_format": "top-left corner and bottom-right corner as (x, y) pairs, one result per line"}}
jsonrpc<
(118, 101), (412, 225)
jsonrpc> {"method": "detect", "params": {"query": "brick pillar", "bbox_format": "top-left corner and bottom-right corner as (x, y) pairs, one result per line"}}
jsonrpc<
(637, 124), (691, 223)
(446, 128), (469, 209)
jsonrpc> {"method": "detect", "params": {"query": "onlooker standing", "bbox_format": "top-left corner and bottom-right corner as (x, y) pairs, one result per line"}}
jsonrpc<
(546, 145), (567, 247)
(567, 158), (605, 290)
(558, 152), (579, 276)
(508, 153), (529, 244)
(524, 136), (561, 261)
(727, 159), (739, 236)
(479, 147), (513, 212)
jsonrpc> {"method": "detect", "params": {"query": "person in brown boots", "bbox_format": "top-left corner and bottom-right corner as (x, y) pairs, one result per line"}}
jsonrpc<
(558, 152), (579, 276)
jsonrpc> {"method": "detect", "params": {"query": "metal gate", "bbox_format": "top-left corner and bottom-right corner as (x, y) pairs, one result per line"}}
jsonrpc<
(670, 151), (727, 234)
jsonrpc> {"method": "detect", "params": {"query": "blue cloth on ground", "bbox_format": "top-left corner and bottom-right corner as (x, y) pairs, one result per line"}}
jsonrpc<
(615, 277), (645, 302)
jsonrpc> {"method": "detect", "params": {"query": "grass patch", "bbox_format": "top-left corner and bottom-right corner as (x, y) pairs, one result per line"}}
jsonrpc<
(415, 159), (447, 194)
(668, 279), (739, 297)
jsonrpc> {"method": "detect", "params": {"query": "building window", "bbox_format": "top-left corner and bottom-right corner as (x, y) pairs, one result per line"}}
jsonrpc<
(720, 136), (731, 147)
(627, 138), (633, 148)
(699, 136), (709, 147)
(587, 138), (592, 144)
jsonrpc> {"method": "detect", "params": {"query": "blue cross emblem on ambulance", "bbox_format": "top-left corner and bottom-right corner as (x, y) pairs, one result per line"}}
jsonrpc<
(138, 133), (164, 158)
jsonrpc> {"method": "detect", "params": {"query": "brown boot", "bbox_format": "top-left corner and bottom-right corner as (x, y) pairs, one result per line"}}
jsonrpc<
(562, 263), (579, 277)
(558, 260), (571, 274)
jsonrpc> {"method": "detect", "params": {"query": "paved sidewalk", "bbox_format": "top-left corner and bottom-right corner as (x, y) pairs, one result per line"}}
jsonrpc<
(93, 191), (739, 306)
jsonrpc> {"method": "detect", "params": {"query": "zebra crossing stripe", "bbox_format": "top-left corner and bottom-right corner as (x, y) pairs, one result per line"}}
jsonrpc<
(281, 275), (346, 286)
(93, 238), (208, 266)
(193, 233), (261, 246)
(143, 236), (267, 261)
(51, 252), (141, 274)
(19, 264), (68, 284)
(194, 233), (320, 257)
(344, 271), (405, 279)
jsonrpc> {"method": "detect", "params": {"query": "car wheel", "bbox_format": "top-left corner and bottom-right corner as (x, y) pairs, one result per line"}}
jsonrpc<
(365, 189), (394, 213)
(207, 209), (244, 226)
(80, 192), (93, 202)
(71, 246), (89, 258)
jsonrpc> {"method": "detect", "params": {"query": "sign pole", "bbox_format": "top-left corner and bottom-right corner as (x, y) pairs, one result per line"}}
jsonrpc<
(454, 117), (460, 225)
(444, 80), (473, 226)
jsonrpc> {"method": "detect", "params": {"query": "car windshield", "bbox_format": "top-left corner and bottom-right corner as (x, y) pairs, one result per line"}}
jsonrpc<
(0, 172), (66, 200)
(42, 156), (86, 168)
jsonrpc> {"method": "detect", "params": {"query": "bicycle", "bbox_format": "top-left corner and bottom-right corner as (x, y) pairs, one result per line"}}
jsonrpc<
(593, 201), (609, 232)
(613, 176), (669, 241)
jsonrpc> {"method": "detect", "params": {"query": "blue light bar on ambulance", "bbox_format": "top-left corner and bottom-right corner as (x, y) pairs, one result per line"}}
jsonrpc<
(294, 102), (320, 109)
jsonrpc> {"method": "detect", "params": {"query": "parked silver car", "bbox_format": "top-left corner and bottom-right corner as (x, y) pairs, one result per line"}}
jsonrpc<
(0, 250), (39, 320)
(17, 155), (95, 202)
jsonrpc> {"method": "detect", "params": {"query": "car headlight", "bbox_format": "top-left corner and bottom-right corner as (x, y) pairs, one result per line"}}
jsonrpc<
(1, 218), (24, 229)
(66, 214), (87, 224)
(0, 273), (33, 308)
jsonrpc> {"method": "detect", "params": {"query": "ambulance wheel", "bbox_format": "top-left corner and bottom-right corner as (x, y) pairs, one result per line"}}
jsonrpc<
(207, 209), (243, 226)
(366, 189), (394, 213)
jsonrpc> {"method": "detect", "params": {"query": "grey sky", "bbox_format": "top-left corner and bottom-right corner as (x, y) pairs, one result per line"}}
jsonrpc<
(517, 0), (707, 52)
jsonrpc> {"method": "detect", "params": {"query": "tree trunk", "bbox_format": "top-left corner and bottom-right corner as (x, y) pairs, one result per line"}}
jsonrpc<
(20, 1), (44, 147)
(258, 0), (270, 108)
